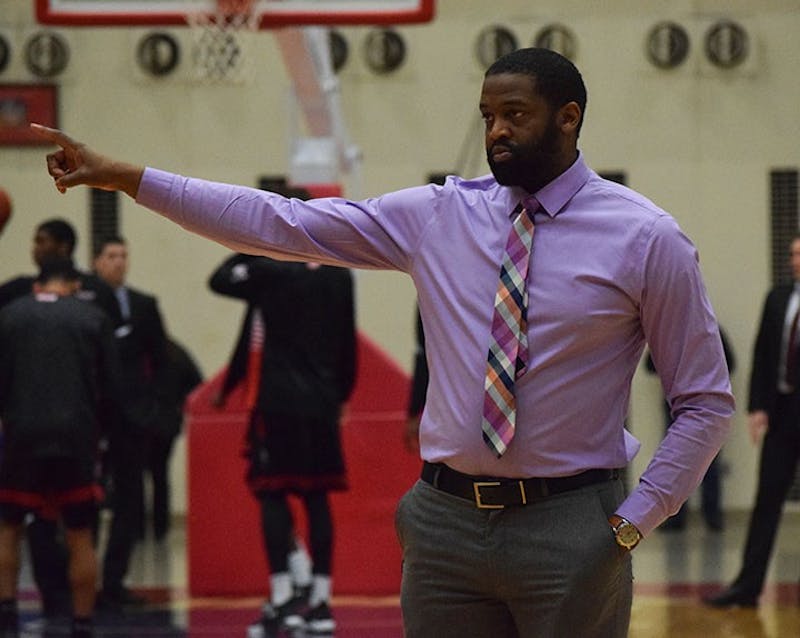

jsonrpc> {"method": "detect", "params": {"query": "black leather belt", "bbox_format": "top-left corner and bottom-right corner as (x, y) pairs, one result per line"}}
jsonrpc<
(421, 461), (619, 509)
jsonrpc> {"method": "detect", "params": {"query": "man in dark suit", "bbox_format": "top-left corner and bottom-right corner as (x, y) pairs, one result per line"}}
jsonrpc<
(0, 218), (123, 620)
(92, 235), (168, 609)
(705, 234), (800, 608)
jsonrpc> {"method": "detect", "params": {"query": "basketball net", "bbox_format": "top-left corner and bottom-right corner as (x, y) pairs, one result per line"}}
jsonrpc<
(186, 0), (260, 84)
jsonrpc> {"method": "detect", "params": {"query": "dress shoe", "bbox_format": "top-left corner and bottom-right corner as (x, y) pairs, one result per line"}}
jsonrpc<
(703, 587), (758, 608)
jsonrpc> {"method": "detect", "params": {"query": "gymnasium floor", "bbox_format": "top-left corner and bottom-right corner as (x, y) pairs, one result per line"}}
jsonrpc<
(14, 510), (800, 637)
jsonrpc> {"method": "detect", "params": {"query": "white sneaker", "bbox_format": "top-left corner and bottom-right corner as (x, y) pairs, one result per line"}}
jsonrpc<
(279, 594), (309, 630)
(245, 601), (278, 638)
(304, 602), (336, 634)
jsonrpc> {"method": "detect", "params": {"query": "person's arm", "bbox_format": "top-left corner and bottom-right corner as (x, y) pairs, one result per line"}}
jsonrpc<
(34, 125), (437, 274)
(208, 254), (276, 300)
(747, 291), (776, 415)
(746, 292), (777, 444)
(178, 343), (204, 395)
(146, 296), (170, 406)
(748, 410), (769, 445)
(212, 305), (255, 408)
(338, 269), (358, 404)
(33, 124), (144, 197)
(615, 216), (735, 537)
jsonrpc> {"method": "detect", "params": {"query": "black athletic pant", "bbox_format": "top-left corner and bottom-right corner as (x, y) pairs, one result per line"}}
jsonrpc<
(259, 490), (333, 575)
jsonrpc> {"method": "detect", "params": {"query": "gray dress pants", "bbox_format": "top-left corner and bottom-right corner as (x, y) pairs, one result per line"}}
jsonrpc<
(395, 476), (633, 638)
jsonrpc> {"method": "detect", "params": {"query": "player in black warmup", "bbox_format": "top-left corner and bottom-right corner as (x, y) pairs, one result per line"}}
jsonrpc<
(0, 258), (126, 638)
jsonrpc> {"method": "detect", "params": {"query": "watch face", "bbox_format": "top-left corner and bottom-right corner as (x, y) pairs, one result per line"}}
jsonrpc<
(616, 522), (640, 548)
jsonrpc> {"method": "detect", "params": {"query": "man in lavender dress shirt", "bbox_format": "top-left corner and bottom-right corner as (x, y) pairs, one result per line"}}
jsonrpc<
(33, 48), (733, 637)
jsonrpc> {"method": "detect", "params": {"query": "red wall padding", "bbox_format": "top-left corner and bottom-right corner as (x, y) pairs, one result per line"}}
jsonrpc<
(185, 332), (420, 596)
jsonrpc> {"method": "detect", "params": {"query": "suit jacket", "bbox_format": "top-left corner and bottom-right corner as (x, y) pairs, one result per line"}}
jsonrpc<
(114, 286), (168, 430)
(749, 283), (797, 414)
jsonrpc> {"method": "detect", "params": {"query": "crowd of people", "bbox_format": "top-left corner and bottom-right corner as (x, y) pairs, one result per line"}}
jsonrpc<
(0, 218), (202, 637)
(0, 203), (356, 637)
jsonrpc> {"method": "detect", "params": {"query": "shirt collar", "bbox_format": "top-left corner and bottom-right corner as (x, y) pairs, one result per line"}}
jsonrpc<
(523, 151), (591, 219)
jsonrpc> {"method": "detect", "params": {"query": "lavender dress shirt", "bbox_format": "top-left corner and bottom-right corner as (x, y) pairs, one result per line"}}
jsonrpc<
(138, 153), (734, 536)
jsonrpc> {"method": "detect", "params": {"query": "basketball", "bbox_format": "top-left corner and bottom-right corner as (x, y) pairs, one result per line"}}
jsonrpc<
(0, 187), (12, 234)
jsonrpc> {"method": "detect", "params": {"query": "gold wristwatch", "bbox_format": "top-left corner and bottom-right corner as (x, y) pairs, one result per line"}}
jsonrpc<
(609, 515), (641, 550)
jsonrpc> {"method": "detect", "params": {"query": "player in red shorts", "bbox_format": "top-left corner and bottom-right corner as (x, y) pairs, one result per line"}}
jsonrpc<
(0, 258), (125, 638)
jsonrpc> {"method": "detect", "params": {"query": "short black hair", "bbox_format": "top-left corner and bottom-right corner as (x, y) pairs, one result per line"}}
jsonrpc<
(36, 256), (80, 284)
(37, 218), (77, 255)
(94, 235), (127, 258)
(485, 47), (587, 135)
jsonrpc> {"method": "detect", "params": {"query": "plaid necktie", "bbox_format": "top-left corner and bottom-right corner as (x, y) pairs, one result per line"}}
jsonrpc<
(482, 200), (538, 457)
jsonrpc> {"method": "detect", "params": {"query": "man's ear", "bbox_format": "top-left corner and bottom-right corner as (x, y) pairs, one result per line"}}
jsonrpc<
(558, 101), (582, 134)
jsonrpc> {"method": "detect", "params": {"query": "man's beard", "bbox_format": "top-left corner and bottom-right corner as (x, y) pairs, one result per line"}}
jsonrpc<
(487, 118), (561, 189)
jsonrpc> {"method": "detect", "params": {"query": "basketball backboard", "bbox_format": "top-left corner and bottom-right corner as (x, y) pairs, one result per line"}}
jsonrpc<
(35, 0), (435, 27)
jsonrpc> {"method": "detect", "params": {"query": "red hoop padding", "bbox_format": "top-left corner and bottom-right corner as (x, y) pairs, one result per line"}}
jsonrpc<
(185, 332), (420, 596)
(35, 0), (435, 28)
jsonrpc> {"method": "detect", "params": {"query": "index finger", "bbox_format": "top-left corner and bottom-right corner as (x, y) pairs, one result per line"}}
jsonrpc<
(29, 123), (78, 149)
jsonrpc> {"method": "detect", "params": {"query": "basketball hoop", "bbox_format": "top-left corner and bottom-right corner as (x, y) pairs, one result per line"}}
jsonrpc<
(186, 0), (260, 84)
